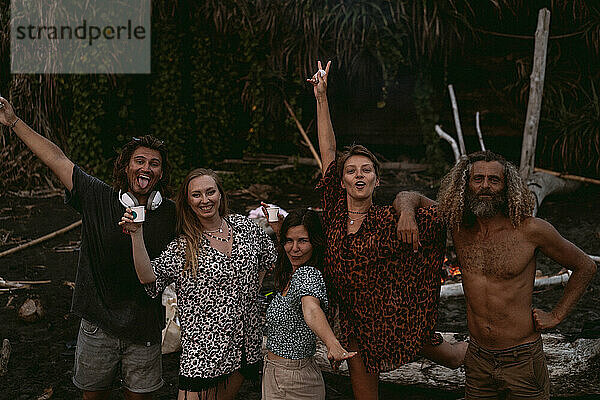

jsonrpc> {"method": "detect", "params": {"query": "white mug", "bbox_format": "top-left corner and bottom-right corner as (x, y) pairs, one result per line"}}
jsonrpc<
(266, 207), (279, 223)
(131, 206), (146, 223)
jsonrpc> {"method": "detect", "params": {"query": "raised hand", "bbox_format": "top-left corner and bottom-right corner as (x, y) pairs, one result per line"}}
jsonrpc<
(0, 97), (19, 127)
(261, 202), (284, 238)
(307, 60), (331, 101)
(118, 208), (142, 235)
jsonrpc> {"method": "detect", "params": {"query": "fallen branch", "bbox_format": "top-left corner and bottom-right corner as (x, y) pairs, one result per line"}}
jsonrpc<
(435, 125), (460, 164)
(5, 279), (51, 285)
(0, 277), (30, 290)
(283, 99), (322, 171)
(0, 339), (10, 376)
(448, 85), (466, 156)
(0, 220), (82, 258)
(533, 167), (600, 185)
(220, 156), (428, 172)
(440, 271), (571, 298)
(475, 112), (486, 151)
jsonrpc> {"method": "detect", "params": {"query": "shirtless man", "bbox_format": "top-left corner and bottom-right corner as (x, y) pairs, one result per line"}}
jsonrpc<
(395, 150), (597, 399)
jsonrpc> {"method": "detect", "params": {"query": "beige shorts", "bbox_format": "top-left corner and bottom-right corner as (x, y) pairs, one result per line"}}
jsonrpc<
(465, 337), (550, 399)
(262, 354), (325, 400)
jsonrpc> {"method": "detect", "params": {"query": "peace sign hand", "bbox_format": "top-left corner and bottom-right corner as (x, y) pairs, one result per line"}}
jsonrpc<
(307, 60), (331, 101)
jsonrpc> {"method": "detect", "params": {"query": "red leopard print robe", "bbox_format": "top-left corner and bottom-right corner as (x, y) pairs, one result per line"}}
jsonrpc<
(316, 159), (445, 373)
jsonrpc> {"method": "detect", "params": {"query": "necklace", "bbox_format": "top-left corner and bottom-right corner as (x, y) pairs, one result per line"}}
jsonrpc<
(203, 222), (231, 242)
(348, 210), (368, 215)
(203, 219), (224, 233)
(348, 214), (367, 225)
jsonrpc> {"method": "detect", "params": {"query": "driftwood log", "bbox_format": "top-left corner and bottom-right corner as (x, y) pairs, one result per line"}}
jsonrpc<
(315, 333), (600, 396)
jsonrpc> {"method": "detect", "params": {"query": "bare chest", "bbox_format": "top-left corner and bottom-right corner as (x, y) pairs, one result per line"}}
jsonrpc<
(454, 231), (535, 279)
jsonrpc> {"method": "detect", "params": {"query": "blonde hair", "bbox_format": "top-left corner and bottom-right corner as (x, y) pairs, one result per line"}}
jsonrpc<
(437, 151), (535, 230)
(175, 168), (229, 275)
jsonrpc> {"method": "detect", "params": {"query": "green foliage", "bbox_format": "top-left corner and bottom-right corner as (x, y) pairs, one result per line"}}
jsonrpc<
(66, 75), (113, 180)
(4, 0), (600, 191)
(150, 20), (188, 187)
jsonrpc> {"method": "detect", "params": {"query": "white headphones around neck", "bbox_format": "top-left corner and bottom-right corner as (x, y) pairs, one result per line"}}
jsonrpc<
(118, 190), (163, 211)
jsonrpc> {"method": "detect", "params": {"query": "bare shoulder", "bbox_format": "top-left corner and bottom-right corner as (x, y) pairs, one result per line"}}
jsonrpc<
(519, 216), (561, 246)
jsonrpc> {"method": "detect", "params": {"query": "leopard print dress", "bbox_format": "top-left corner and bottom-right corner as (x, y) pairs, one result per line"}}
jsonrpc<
(146, 214), (276, 383)
(316, 160), (445, 374)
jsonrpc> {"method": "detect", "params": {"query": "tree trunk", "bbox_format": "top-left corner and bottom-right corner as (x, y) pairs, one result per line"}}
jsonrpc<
(526, 171), (581, 216)
(519, 8), (551, 179)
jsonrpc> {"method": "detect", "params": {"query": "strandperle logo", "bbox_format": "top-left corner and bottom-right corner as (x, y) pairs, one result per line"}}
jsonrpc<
(15, 20), (147, 46)
(11, 0), (150, 74)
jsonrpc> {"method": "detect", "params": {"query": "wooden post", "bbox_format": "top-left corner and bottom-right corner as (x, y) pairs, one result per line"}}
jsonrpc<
(519, 8), (551, 179)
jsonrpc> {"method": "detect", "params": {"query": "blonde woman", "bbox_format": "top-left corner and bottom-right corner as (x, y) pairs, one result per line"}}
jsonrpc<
(120, 168), (276, 400)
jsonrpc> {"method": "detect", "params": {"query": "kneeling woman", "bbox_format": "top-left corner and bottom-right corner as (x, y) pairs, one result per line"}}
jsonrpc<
(121, 169), (276, 400)
(263, 208), (355, 400)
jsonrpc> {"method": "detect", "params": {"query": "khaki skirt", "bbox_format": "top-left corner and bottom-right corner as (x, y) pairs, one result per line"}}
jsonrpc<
(262, 354), (326, 400)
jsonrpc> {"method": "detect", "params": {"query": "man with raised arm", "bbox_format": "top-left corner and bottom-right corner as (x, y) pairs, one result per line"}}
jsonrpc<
(0, 97), (176, 400)
(396, 150), (596, 399)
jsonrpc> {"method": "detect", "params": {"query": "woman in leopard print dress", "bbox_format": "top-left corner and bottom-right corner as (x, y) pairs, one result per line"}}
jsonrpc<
(308, 61), (467, 399)
(121, 168), (276, 400)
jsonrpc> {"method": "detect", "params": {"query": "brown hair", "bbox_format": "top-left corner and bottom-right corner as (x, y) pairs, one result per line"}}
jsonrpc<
(336, 144), (382, 181)
(437, 151), (535, 230)
(274, 209), (325, 292)
(175, 168), (229, 275)
(112, 135), (171, 197)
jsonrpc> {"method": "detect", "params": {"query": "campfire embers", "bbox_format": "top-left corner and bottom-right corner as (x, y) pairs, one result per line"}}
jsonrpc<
(442, 253), (462, 284)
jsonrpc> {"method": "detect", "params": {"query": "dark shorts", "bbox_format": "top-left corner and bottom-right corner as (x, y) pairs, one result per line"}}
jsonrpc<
(72, 319), (163, 393)
(465, 337), (550, 399)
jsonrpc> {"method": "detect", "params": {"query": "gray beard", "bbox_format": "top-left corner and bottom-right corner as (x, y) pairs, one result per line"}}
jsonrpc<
(465, 189), (507, 219)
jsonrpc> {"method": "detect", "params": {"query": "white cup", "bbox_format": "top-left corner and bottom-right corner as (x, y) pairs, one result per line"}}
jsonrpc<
(131, 206), (146, 223)
(266, 207), (279, 223)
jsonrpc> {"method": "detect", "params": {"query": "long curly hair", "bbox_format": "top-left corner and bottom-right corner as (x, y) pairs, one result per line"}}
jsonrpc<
(175, 168), (229, 275)
(112, 135), (171, 197)
(437, 151), (534, 230)
(274, 209), (325, 293)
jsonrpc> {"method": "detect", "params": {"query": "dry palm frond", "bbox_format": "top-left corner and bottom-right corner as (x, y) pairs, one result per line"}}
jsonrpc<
(542, 79), (600, 176)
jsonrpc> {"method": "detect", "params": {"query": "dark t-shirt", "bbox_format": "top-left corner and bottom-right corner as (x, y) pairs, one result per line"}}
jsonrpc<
(65, 165), (176, 344)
